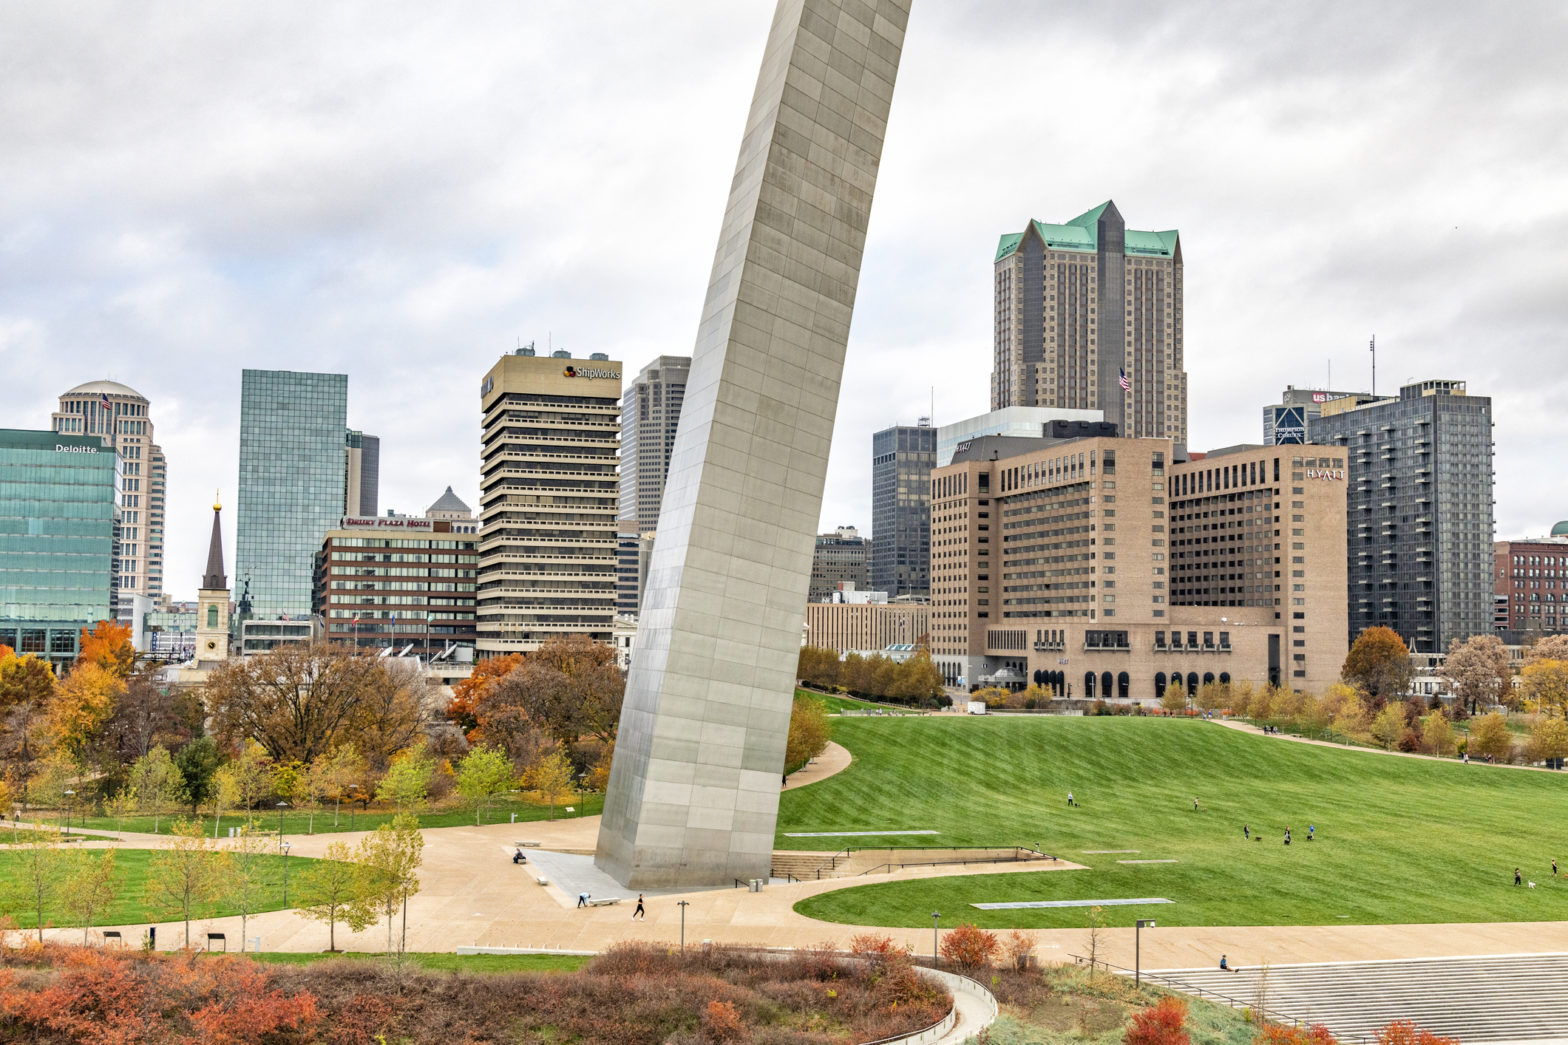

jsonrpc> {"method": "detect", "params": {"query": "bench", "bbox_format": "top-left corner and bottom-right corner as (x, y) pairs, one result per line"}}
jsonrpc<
(587, 897), (622, 907)
(101, 931), (123, 948)
(206, 932), (228, 952)
(516, 840), (542, 848)
(536, 876), (549, 886)
(59, 834), (86, 843)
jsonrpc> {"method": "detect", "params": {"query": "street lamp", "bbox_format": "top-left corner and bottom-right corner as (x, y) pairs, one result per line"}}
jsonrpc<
(62, 789), (75, 835)
(281, 840), (291, 907)
(577, 773), (588, 817)
(276, 801), (289, 848)
(1134, 919), (1157, 985)
(346, 785), (358, 831)
(931, 911), (941, 966)
(677, 900), (691, 952)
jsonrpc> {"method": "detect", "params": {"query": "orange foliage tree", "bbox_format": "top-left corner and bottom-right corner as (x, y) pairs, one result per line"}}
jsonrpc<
(1375, 1020), (1458, 1045)
(448, 652), (523, 736)
(938, 922), (1000, 970)
(1256, 1025), (1338, 1045)
(49, 662), (125, 764)
(1125, 996), (1189, 1045)
(77, 619), (135, 678)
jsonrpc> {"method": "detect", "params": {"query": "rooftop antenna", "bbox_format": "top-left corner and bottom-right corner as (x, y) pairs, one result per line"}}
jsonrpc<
(1370, 335), (1376, 397)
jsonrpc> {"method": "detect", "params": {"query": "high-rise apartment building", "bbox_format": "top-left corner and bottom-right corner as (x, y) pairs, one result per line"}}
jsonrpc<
(616, 532), (642, 615)
(345, 431), (380, 516)
(478, 348), (621, 655)
(52, 380), (166, 610)
(235, 369), (349, 621)
(930, 435), (1348, 695)
(1494, 529), (1568, 638)
(871, 421), (935, 599)
(1310, 379), (1494, 653)
(809, 525), (872, 601)
(619, 355), (690, 533)
(0, 429), (120, 673)
(992, 201), (1187, 450)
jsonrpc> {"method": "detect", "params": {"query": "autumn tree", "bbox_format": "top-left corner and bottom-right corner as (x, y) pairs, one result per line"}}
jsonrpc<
(214, 740), (274, 836)
(1520, 659), (1568, 717)
(375, 744), (435, 813)
(0, 651), (56, 801)
(455, 744), (515, 825)
(9, 820), (65, 942)
(60, 846), (118, 945)
(796, 645), (840, 691)
(92, 668), (200, 780)
(1256, 1025), (1339, 1045)
(938, 922), (1000, 970)
(76, 619), (135, 678)
(221, 826), (273, 949)
(447, 652), (523, 735)
(204, 643), (427, 769)
(1125, 996), (1189, 1045)
(356, 813), (424, 955)
(1374, 1020), (1457, 1045)
(129, 745), (187, 833)
(175, 735), (225, 816)
(145, 818), (226, 948)
(887, 649), (945, 705)
(1161, 680), (1188, 713)
(486, 635), (625, 746)
(28, 754), (75, 829)
(1370, 703), (1409, 750)
(310, 743), (367, 828)
(1196, 682), (1228, 714)
(1528, 715), (1568, 765)
(48, 661), (124, 765)
(528, 744), (576, 820)
(1342, 626), (1414, 700)
(784, 693), (831, 777)
(298, 839), (375, 951)
(1421, 710), (1458, 757)
(1439, 635), (1514, 714)
(1526, 634), (1568, 664)
(1467, 712), (1514, 762)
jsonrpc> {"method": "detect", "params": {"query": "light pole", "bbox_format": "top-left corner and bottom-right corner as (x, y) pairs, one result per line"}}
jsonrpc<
(1134, 919), (1157, 985)
(281, 840), (291, 907)
(677, 900), (690, 952)
(931, 911), (941, 966)
(62, 789), (75, 835)
(276, 801), (289, 848)
(578, 773), (587, 817)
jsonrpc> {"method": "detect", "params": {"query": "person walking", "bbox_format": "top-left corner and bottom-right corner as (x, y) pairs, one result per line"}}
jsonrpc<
(1284, 827), (1291, 846)
(1553, 859), (1559, 878)
(1067, 791), (1075, 807)
(1194, 796), (1200, 812)
(1308, 824), (1315, 842)
(578, 892), (590, 908)
(1243, 824), (1250, 840)
(633, 893), (645, 920)
(1515, 868), (1523, 886)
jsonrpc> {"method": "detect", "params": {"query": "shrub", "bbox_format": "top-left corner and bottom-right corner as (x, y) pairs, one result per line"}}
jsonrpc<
(1256, 1024), (1339, 1045)
(1374, 1020), (1458, 1045)
(1125, 995), (1189, 1045)
(939, 923), (1000, 970)
(701, 999), (746, 1042)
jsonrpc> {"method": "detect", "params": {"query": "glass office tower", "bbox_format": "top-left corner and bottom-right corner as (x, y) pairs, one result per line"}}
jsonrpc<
(0, 429), (119, 672)
(236, 370), (348, 621)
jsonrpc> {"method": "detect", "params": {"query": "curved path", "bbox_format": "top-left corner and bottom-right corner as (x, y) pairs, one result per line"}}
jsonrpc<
(1213, 715), (1559, 773)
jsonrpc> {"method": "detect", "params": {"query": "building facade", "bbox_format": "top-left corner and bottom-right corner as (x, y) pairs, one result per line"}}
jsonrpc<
(871, 421), (935, 598)
(929, 436), (1348, 695)
(425, 486), (478, 533)
(51, 380), (165, 611)
(1310, 379), (1494, 653)
(804, 599), (928, 654)
(345, 431), (380, 517)
(0, 429), (120, 672)
(809, 526), (872, 601)
(313, 515), (478, 656)
(478, 349), (621, 655)
(992, 201), (1188, 450)
(616, 532), (642, 615)
(235, 369), (350, 621)
(937, 406), (1106, 467)
(619, 355), (690, 533)
(1493, 528), (1568, 638)
(1261, 386), (1384, 445)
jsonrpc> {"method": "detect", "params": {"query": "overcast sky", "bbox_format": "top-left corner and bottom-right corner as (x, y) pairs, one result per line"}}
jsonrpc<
(4, 1), (1566, 602)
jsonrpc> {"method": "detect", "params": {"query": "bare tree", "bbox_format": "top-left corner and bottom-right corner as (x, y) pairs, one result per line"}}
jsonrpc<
(1440, 635), (1514, 714)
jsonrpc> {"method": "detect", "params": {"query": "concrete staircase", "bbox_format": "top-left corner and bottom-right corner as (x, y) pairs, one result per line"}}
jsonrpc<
(770, 851), (855, 881)
(1149, 953), (1568, 1043)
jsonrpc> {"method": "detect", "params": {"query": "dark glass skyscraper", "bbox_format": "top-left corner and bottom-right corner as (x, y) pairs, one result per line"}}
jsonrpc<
(236, 369), (349, 621)
(871, 421), (935, 598)
(1311, 379), (1494, 653)
(0, 429), (119, 672)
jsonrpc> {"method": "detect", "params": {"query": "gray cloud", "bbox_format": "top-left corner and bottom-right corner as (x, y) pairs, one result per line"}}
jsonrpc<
(2, 1), (1564, 599)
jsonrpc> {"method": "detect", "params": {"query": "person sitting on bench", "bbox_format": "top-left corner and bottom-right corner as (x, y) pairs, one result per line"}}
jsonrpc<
(512, 848), (527, 864)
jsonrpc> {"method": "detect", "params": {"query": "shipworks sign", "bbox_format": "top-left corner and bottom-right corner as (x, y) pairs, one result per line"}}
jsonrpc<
(563, 365), (620, 380)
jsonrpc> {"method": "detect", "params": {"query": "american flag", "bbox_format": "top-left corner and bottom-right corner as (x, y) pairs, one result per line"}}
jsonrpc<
(100, 392), (111, 410)
(1118, 368), (1131, 392)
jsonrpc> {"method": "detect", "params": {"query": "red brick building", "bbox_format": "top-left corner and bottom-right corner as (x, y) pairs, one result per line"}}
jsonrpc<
(1494, 525), (1568, 636)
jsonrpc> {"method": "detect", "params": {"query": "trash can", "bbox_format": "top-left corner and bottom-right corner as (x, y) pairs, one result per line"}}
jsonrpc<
(749, 878), (763, 892)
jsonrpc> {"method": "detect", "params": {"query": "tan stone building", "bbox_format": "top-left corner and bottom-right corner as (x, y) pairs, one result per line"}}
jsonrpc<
(478, 349), (621, 655)
(804, 600), (929, 655)
(930, 435), (1347, 697)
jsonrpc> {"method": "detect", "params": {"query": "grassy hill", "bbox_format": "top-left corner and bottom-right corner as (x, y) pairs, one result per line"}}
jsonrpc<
(783, 716), (1568, 928)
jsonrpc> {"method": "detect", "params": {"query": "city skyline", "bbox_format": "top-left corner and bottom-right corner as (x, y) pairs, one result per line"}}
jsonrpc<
(3, 2), (1565, 599)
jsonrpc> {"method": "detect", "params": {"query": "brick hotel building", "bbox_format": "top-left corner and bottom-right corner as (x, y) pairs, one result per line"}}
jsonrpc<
(930, 436), (1348, 697)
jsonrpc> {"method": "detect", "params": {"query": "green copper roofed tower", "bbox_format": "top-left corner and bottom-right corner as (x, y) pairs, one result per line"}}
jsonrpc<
(993, 201), (1187, 452)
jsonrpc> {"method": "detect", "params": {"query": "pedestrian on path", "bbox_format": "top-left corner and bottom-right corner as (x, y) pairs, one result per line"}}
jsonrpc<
(1243, 824), (1250, 840)
(1194, 796), (1200, 812)
(1515, 868), (1522, 886)
(1553, 859), (1559, 878)
(1067, 791), (1075, 807)
(633, 894), (645, 920)
(1284, 827), (1292, 846)
(578, 892), (590, 908)
(1308, 824), (1314, 841)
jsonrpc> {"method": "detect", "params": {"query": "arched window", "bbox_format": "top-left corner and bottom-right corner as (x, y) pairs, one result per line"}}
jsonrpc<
(1203, 672), (1216, 686)
(1154, 672), (1167, 699)
(1084, 672), (1096, 699)
(1171, 667), (1185, 693)
(1219, 672), (1231, 686)
(1187, 672), (1200, 694)
(1101, 672), (1114, 702)
(206, 605), (218, 629)
(1118, 672), (1130, 700)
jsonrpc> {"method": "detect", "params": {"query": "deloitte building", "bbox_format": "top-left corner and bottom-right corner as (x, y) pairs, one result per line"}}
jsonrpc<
(0, 430), (119, 672)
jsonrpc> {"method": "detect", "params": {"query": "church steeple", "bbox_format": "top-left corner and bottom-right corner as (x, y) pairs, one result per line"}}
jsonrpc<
(202, 494), (226, 590)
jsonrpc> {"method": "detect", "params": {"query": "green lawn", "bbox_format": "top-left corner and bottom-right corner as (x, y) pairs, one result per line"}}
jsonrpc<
(0, 848), (331, 931)
(0, 827), (112, 845)
(247, 951), (590, 972)
(75, 791), (604, 838)
(785, 716), (1568, 929)
(798, 687), (920, 714)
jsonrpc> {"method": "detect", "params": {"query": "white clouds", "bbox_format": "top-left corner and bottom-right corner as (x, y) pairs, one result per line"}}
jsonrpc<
(2, 1), (1565, 597)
